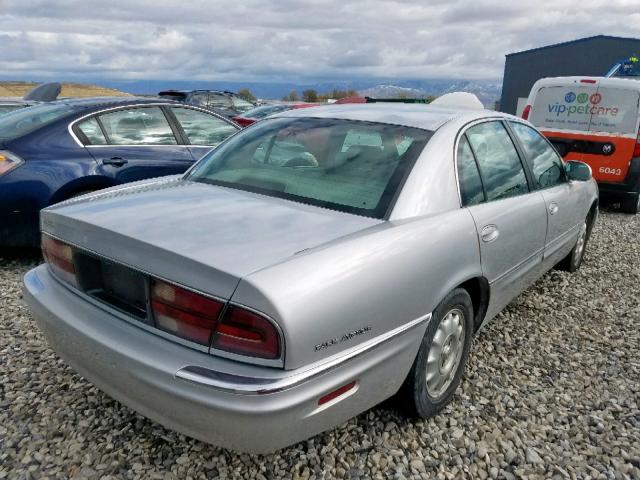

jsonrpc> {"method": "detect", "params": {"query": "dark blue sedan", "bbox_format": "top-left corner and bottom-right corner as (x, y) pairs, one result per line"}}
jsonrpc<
(0, 97), (239, 247)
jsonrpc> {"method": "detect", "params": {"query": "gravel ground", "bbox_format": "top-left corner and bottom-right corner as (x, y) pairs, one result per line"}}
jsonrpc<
(1, 209), (639, 480)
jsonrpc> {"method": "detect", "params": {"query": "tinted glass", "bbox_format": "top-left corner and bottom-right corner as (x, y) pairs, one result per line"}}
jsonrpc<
(0, 103), (77, 141)
(187, 117), (432, 218)
(98, 107), (177, 145)
(510, 122), (565, 189)
(76, 117), (107, 145)
(207, 94), (233, 109)
(457, 135), (485, 206)
(172, 108), (237, 146)
(232, 96), (254, 113)
(466, 122), (529, 201)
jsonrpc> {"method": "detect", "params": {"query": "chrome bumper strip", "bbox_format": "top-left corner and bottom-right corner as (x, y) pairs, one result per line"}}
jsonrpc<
(175, 313), (431, 395)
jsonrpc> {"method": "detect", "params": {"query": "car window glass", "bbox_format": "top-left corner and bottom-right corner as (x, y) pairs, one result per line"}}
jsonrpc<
(189, 117), (432, 218)
(97, 107), (177, 145)
(0, 103), (77, 141)
(207, 94), (233, 109)
(232, 96), (254, 113)
(466, 121), (529, 201)
(172, 108), (237, 146)
(457, 135), (485, 206)
(76, 117), (107, 145)
(189, 93), (209, 107)
(510, 122), (565, 189)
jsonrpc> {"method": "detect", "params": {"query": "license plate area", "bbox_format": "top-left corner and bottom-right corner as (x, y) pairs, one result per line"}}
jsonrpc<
(74, 252), (149, 321)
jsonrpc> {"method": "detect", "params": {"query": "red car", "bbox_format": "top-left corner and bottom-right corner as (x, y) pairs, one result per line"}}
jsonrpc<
(232, 103), (317, 127)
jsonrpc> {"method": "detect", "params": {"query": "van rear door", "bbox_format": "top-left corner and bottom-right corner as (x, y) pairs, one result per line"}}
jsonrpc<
(583, 85), (640, 183)
(529, 82), (599, 163)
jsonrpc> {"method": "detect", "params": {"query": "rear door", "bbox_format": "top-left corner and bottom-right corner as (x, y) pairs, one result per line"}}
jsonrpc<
(457, 121), (548, 317)
(76, 106), (194, 183)
(167, 106), (239, 160)
(583, 85), (640, 183)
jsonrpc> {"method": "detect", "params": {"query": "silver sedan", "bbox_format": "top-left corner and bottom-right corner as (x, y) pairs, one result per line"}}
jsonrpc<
(24, 104), (598, 453)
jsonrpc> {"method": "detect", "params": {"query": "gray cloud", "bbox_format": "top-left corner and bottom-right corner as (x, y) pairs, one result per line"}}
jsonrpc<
(0, 0), (638, 82)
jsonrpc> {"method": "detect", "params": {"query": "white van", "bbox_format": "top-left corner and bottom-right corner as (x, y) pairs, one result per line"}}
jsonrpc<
(523, 76), (640, 213)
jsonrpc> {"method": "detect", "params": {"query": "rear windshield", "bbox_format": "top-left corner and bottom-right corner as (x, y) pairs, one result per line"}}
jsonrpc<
(0, 103), (78, 140)
(530, 85), (640, 134)
(186, 117), (432, 218)
(0, 104), (27, 115)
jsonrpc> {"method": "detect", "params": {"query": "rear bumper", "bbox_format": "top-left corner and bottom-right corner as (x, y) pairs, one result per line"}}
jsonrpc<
(598, 157), (640, 198)
(23, 265), (426, 453)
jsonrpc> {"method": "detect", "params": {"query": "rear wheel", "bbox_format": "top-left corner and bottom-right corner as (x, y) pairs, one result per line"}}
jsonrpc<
(400, 288), (473, 418)
(620, 192), (640, 214)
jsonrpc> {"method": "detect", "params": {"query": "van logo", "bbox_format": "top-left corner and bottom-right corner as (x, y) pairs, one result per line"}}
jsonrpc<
(590, 93), (602, 105)
(565, 92), (576, 103)
(577, 93), (588, 104)
(602, 144), (613, 154)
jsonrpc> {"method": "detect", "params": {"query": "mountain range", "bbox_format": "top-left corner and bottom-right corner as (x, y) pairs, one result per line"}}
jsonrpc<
(99, 78), (502, 106)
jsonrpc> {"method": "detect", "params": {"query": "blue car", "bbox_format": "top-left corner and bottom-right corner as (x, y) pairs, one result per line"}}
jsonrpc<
(0, 97), (239, 247)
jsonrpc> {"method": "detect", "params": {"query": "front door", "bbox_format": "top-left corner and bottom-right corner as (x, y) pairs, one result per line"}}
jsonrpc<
(508, 121), (584, 263)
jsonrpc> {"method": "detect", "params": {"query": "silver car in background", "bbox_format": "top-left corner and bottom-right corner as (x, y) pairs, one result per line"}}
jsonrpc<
(24, 104), (598, 453)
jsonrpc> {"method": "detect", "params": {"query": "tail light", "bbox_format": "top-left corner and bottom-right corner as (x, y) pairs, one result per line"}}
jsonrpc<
(151, 280), (281, 358)
(580, 79), (597, 84)
(41, 234), (77, 287)
(522, 105), (532, 120)
(212, 306), (281, 359)
(634, 130), (640, 158)
(0, 150), (24, 176)
(318, 380), (357, 405)
(151, 279), (224, 345)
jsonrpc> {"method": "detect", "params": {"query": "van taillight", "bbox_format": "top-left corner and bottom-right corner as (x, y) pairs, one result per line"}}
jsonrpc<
(151, 279), (224, 345)
(580, 79), (597, 84)
(212, 306), (281, 359)
(634, 130), (640, 158)
(522, 105), (531, 120)
(41, 234), (77, 287)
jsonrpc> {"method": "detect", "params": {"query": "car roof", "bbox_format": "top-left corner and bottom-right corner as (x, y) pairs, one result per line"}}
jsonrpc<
(273, 103), (508, 131)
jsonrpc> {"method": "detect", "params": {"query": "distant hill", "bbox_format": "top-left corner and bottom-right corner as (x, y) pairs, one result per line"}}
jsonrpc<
(0, 81), (130, 98)
(99, 78), (501, 105)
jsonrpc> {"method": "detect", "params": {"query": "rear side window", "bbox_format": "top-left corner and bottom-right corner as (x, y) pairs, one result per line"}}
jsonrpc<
(97, 107), (177, 145)
(76, 118), (107, 145)
(171, 108), (237, 146)
(466, 122), (529, 201)
(509, 122), (565, 189)
(457, 135), (485, 206)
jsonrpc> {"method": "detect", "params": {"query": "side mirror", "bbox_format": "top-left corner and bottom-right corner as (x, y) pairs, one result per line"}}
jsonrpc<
(565, 160), (592, 182)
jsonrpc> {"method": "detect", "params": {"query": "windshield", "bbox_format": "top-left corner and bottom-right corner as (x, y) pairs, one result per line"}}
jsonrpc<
(0, 103), (78, 140)
(186, 117), (432, 218)
(243, 104), (291, 119)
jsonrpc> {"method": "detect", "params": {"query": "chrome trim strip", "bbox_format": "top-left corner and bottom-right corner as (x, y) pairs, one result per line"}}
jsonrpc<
(175, 312), (432, 395)
(67, 103), (235, 147)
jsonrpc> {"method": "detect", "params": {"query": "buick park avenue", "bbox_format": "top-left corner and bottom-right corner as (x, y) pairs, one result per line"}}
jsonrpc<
(24, 104), (598, 453)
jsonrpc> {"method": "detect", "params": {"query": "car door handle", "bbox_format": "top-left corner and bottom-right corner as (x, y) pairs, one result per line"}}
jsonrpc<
(102, 157), (128, 167)
(480, 224), (499, 243)
(548, 202), (559, 215)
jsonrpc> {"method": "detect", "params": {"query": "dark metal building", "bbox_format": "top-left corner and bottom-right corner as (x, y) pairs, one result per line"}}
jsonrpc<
(500, 35), (640, 115)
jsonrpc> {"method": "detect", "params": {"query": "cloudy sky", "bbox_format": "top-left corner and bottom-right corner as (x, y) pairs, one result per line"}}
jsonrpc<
(0, 0), (639, 83)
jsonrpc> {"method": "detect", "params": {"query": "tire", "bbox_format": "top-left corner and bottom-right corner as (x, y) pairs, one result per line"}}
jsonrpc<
(556, 219), (588, 273)
(620, 192), (640, 214)
(400, 288), (474, 418)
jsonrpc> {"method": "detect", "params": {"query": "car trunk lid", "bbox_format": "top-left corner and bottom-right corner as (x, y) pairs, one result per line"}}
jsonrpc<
(41, 176), (382, 299)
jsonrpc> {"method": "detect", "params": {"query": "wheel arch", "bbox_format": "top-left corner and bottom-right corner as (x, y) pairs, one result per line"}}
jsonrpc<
(49, 176), (117, 205)
(456, 276), (490, 331)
